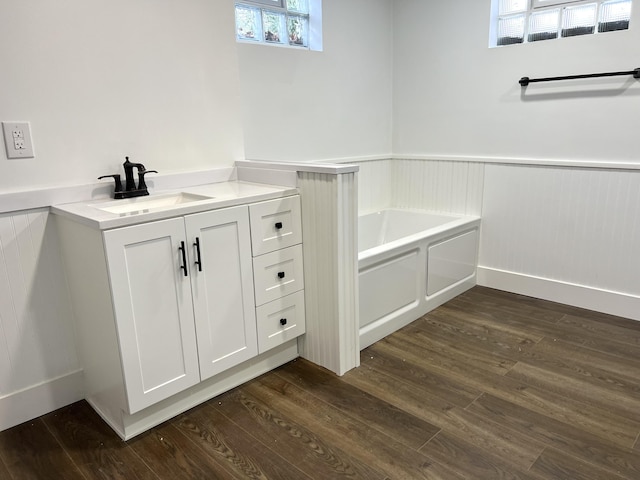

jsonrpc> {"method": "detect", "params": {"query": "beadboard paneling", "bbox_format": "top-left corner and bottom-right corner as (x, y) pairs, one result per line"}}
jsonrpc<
(0, 210), (81, 427)
(480, 164), (640, 304)
(354, 158), (484, 215)
(392, 159), (485, 215)
(356, 159), (393, 213)
(297, 171), (359, 375)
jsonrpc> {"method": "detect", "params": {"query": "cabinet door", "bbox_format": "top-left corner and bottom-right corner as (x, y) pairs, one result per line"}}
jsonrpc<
(103, 218), (200, 413)
(185, 206), (258, 380)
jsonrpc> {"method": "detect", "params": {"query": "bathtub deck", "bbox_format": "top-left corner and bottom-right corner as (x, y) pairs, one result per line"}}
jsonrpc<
(2, 286), (640, 479)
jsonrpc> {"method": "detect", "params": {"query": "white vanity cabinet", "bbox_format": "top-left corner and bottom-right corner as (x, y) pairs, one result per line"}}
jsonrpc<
(102, 205), (257, 413)
(54, 190), (304, 439)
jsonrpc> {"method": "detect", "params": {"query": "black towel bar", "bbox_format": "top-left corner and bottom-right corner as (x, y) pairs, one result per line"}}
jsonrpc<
(519, 68), (640, 86)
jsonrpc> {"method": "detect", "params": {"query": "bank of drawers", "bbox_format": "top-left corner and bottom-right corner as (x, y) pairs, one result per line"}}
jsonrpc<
(249, 196), (305, 354)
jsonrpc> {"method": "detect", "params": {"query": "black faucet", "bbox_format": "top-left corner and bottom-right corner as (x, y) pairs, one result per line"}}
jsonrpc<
(99, 156), (157, 199)
(123, 157), (140, 192)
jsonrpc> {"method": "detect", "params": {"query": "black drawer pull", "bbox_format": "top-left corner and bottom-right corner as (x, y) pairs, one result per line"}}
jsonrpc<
(275, 222), (283, 230)
(280, 318), (287, 326)
(278, 271), (285, 279)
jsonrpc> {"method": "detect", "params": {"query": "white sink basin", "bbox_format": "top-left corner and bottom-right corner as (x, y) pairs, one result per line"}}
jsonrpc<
(92, 192), (213, 215)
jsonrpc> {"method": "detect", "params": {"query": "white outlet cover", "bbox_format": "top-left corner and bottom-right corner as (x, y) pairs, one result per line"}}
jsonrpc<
(2, 121), (35, 159)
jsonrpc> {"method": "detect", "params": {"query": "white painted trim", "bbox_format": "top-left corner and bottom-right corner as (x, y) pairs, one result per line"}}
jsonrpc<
(477, 266), (640, 321)
(327, 155), (393, 164)
(0, 168), (236, 214)
(0, 369), (84, 432)
(243, 154), (391, 165)
(392, 154), (640, 171)
(250, 154), (640, 171)
(237, 159), (360, 174)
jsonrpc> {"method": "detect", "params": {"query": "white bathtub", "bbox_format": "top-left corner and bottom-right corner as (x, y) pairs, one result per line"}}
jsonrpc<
(358, 209), (481, 349)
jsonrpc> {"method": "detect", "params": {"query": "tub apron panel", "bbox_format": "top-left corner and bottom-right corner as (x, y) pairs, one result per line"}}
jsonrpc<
(358, 209), (480, 349)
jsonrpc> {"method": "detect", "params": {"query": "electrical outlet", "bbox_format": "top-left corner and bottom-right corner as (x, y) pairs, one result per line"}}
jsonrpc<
(2, 122), (35, 159)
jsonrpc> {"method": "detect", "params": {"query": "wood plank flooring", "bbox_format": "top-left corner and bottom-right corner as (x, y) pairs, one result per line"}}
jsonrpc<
(2, 286), (640, 479)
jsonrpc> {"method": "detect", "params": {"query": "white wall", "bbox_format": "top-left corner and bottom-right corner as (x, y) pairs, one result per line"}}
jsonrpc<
(0, 0), (245, 193)
(236, 0), (393, 162)
(391, 0), (640, 319)
(393, 0), (640, 163)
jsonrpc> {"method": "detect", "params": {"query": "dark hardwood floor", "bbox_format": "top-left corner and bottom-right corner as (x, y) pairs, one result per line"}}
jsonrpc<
(2, 286), (640, 479)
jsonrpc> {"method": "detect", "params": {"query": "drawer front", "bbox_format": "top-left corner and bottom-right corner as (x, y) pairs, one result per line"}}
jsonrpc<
(249, 196), (302, 256)
(256, 291), (306, 354)
(253, 244), (305, 306)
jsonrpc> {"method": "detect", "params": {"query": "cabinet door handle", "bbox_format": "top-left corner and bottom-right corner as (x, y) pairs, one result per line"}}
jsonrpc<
(179, 241), (188, 277)
(280, 318), (287, 326)
(278, 271), (285, 279)
(193, 237), (202, 272)
(275, 222), (283, 230)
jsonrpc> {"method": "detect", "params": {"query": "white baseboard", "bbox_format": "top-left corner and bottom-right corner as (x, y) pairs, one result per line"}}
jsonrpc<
(0, 370), (84, 432)
(477, 267), (640, 322)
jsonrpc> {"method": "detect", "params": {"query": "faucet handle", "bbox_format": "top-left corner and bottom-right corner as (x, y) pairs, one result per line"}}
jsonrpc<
(98, 174), (123, 194)
(137, 169), (158, 191)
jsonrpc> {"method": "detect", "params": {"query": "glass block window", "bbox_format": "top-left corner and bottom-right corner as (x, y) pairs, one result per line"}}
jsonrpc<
(492, 0), (632, 47)
(235, 0), (311, 48)
(498, 14), (526, 45)
(599, 0), (632, 31)
(236, 5), (262, 41)
(561, 3), (597, 37)
(500, 0), (528, 15)
(529, 8), (560, 41)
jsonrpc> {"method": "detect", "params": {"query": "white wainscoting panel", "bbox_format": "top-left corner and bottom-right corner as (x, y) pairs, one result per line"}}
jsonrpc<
(356, 159), (393, 213)
(0, 209), (82, 430)
(479, 164), (640, 319)
(354, 158), (484, 215)
(297, 171), (359, 376)
(392, 159), (485, 215)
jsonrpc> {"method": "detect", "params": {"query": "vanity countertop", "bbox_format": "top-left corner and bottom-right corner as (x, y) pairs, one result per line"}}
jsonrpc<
(51, 181), (299, 230)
